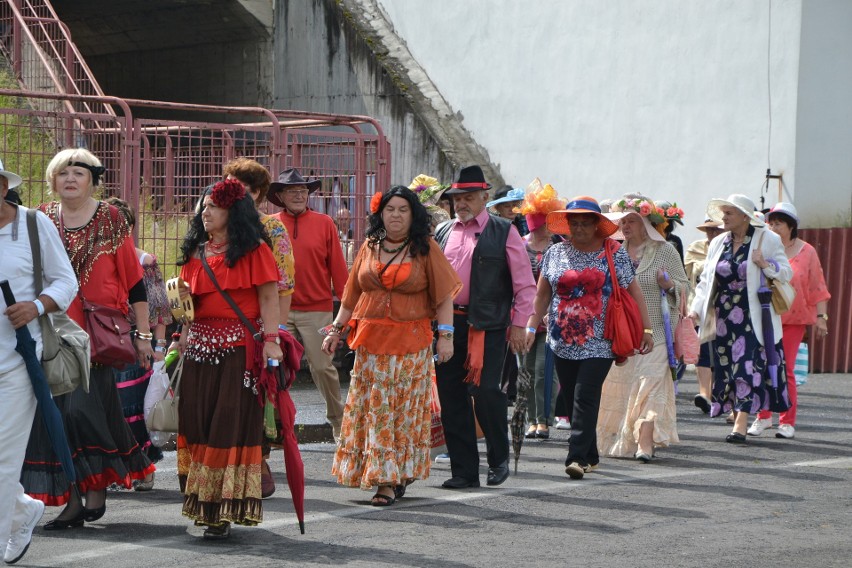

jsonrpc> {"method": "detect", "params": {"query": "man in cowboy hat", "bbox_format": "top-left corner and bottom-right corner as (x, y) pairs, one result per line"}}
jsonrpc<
(433, 165), (536, 488)
(270, 168), (348, 438)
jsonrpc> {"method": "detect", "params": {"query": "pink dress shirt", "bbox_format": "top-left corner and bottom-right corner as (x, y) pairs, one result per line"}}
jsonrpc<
(443, 209), (536, 327)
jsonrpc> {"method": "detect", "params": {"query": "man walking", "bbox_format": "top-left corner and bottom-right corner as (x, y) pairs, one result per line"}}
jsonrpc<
(434, 165), (536, 488)
(270, 168), (348, 438)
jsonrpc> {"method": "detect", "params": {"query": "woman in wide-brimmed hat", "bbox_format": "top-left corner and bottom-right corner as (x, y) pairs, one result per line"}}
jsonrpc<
(688, 194), (792, 444)
(596, 196), (688, 463)
(746, 202), (830, 440)
(524, 196), (653, 479)
(685, 218), (724, 413)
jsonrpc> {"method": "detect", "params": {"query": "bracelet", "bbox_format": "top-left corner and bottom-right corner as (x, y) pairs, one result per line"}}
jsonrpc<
(154, 346), (166, 353)
(643, 328), (653, 335)
(32, 299), (45, 316)
(263, 332), (279, 340)
(437, 324), (454, 332)
(526, 326), (537, 334)
(135, 331), (153, 341)
(156, 339), (168, 346)
(172, 331), (182, 340)
(331, 321), (344, 333)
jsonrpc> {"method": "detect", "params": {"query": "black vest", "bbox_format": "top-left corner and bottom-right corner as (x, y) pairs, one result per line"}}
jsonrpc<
(436, 215), (513, 330)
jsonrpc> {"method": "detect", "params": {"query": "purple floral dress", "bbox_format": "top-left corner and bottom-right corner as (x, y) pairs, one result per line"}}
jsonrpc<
(710, 229), (789, 416)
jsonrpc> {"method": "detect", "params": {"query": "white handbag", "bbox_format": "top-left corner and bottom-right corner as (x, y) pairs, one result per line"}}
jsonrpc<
(146, 356), (183, 433)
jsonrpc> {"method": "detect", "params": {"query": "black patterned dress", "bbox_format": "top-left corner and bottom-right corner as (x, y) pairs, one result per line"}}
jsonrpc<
(710, 229), (790, 416)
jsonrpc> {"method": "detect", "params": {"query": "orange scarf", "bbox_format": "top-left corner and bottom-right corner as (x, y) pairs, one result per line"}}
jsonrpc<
(463, 327), (485, 386)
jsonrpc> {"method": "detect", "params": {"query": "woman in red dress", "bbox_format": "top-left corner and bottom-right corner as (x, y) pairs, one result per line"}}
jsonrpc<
(173, 179), (282, 539)
(22, 148), (155, 529)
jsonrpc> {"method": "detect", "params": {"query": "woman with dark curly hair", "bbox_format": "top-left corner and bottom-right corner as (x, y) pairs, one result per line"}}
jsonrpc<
(171, 179), (281, 539)
(323, 186), (461, 506)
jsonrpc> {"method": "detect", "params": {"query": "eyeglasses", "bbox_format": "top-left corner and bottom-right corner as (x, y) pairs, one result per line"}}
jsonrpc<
(283, 188), (309, 196)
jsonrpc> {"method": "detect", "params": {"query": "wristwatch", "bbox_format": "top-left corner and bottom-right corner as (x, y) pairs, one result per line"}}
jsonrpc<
(439, 331), (454, 341)
(817, 314), (829, 321)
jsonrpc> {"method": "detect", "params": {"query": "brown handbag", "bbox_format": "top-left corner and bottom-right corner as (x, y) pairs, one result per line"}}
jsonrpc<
(81, 296), (137, 367)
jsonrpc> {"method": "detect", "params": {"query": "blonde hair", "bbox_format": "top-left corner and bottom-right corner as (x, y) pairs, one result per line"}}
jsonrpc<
(45, 148), (103, 192)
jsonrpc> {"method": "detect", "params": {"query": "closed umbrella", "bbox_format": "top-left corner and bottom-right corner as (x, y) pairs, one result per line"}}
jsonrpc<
(0, 280), (79, 496)
(758, 274), (781, 388)
(659, 272), (678, 383)
(510, 353), (533, 473)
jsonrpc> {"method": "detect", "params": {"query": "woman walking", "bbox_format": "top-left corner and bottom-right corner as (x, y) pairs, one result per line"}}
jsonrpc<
(325, 186), (461, 506)
(173, 179), (282, 539)
(746, 203), (830, 439)
(689, 194), (792, 443)
(23, 148), (155, 529)
(525, 197), (653, 479)
(596, 196), (687, 462)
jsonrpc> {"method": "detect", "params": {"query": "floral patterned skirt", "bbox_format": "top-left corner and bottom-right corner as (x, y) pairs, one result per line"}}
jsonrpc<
(332, 346), (433, 491)
(177, 347), (263, 526)
(710, 299), (790, 417)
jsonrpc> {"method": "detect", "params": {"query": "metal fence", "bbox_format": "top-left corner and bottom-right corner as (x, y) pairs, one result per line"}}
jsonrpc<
(0, 88), (390, 277)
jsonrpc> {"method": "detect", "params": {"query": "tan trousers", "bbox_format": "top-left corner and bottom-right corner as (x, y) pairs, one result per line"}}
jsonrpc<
(287, 310), (344, 436)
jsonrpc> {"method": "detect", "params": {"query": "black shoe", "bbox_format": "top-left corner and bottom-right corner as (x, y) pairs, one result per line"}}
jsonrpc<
(83, 504), (106, 523)
(693, 394), (711, 414)
(441, 476), (480, 489)
(202, 522), (231, 540)
(486, 461), (510, 486)
(725, 432), (747, 444)
(43, 509), (85, 531)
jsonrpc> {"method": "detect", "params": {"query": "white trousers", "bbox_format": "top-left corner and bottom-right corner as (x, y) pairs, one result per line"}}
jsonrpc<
(0, 361), (38, 543)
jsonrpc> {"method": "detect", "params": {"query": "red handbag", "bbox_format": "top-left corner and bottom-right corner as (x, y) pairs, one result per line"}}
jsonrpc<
(602, 239), (644, 359)
(81, 296), (137, 368)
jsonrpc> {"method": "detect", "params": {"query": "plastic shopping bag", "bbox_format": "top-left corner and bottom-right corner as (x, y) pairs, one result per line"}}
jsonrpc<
(144, 360), (174, 447)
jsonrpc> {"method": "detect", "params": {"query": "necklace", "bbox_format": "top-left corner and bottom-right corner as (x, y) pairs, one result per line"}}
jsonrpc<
(384, 235), (407, 244)
(207, 239), (228, 254)
(784, 239), (797, 249)
(380, 238), (409, 254)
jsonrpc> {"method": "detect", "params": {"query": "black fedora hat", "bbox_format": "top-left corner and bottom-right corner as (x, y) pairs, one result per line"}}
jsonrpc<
(268, 168), (322, 207)
(444, 165), (492, 195)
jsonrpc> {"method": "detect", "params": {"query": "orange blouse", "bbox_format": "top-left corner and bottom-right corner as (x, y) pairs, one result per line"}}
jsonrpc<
(782, 241), (831, 326)
(343, 239), (462, 355)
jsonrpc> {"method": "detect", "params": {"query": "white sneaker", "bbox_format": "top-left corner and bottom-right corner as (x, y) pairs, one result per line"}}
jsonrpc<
(747, 418), (774, 436)
(434, 453), (451, 463)
(5, 499), (45, 565)
(555, 418), (571, 430)
(775, 424), (795, 439)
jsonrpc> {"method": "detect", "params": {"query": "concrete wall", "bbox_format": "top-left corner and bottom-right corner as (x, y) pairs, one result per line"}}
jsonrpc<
(794, 0), (852, 228)
(377, 0), (810, 243)
(272, 0), (456, 185)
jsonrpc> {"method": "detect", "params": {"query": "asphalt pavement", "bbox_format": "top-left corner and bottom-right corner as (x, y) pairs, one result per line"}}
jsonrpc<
(20, 371), (852, 568)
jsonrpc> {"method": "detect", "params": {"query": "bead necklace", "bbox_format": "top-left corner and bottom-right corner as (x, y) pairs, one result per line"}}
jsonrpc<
(207, 239), (229, 254)
(380, 237), (410, 254)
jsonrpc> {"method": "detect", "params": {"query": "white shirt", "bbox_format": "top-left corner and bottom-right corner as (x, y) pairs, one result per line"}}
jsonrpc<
(0, 205), (78, 374)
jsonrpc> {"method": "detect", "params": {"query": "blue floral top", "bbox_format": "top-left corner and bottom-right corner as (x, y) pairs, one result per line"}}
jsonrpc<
(540, 241), (635, 360)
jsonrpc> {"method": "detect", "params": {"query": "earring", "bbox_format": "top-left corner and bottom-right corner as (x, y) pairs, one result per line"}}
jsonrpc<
(375, 228), (387, 241)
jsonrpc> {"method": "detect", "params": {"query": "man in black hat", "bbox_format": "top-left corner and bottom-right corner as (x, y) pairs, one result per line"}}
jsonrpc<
(270, 168), (348, 438)
(433, 165), (536, 488)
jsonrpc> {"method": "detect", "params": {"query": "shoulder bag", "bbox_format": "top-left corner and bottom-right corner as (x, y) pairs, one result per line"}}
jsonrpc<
(602, 239), (644, 358)
(56, 205), (136, 368)
(674, 288), (700, 364)
(26, 209), (91, 396)
(146, 355), (183, 432)
(757, 231), (796, 315)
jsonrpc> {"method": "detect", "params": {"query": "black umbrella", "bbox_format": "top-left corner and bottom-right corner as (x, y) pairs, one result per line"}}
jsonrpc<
(1, 280), (79, 491)
(511, 353), (533, 473)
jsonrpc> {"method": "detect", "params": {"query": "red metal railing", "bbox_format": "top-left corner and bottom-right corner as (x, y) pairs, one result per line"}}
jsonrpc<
(798, 228), (852, 373)
(0, 88), (391, 277)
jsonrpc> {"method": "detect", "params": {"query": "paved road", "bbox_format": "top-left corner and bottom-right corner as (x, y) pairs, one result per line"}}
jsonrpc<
(22, 372), (852, 568)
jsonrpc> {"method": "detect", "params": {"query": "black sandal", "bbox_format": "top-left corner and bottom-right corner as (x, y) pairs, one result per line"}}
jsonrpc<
(393, 480), (415, 499)
(371, 491), (396, 507)
(725, 432), (747, 444)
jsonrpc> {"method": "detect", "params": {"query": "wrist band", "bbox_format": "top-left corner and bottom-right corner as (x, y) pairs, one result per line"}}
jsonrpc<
(32, 299), (45, 316)
(437, 324), (454, 332)
(154, 346), (166, 353)
(279, 324), (288, 331)
(526, 326), (536, 334)
(156, 339), (168, 346)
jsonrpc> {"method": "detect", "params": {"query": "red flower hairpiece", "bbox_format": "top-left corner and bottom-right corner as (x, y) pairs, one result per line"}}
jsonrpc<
(370, 191), (383, 214)
(210, 179), (247, 209)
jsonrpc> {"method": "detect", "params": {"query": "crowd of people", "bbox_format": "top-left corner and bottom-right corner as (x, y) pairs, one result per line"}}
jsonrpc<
(0, 152), (832, 559)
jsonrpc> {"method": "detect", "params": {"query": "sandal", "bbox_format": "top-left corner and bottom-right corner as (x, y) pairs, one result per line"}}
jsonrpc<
(371, 491), (396, 507)
(394, 480), (415, 499)
(525, 426), (538, 439)
(203, 522), (231, 540)
(535, 427), (550, 439)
